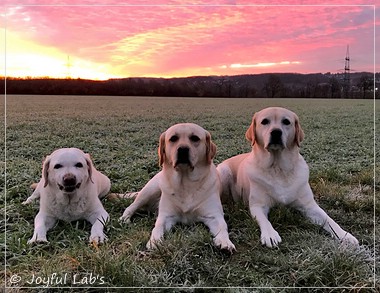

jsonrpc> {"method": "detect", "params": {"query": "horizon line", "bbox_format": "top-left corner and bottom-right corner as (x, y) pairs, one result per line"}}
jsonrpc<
(1, 71), (376, 82)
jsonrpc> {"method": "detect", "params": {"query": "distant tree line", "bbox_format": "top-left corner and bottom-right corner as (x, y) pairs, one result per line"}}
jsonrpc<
(1, 72), (378, 99)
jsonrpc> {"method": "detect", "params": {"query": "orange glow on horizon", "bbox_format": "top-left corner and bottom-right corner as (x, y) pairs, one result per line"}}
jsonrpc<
(5, 31), (122, 80)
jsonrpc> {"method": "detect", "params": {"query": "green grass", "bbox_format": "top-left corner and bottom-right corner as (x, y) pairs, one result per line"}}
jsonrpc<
(3, 95), (379, 291)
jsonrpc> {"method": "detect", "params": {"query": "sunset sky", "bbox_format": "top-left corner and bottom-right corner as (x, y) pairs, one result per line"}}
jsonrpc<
(2, 1), (378, 80)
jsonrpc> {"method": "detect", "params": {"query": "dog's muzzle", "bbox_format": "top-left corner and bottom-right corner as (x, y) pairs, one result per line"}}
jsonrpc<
(58, 173), (81, 193)
(267, 129), (284, 151)
(174, 146), (193, 169)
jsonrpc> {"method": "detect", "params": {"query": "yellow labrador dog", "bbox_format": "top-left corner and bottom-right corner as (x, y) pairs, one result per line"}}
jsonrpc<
(217, 107), (359, 248)
(120, 123), (235, 252)
(23, 148), (111, 244)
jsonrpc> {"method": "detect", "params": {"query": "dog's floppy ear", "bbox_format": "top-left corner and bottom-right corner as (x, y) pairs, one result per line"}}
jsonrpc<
(294, 114), (304, 147)
(245, 114), (256, 146)
(85, 153), (94, 183)
(205, 131), (217, 164)
(42, 155), (51, 188)
(158, 131), (166, 166)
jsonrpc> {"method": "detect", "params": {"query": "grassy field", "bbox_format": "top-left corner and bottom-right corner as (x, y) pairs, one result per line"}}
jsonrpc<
(3, 95), (379, 291)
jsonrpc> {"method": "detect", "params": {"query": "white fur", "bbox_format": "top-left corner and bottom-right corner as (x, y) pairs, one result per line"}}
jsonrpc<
(24, 148), (111, 244)
(120, 123), (235, 252)
(217, 107), (359, 248)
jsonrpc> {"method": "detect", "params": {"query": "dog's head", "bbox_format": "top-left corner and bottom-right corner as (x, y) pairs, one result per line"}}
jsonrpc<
(245, 107), (304, 152)
(42, 148), (94, 194)
(158, 123), (216, 171)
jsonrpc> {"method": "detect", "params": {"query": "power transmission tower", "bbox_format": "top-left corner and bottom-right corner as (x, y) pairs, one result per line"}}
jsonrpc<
(343, 45), (350, 98)
(66, 56), (72, 79)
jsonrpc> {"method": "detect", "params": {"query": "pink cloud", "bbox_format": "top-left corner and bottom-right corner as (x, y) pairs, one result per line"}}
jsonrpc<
(3, 1), (377, 78)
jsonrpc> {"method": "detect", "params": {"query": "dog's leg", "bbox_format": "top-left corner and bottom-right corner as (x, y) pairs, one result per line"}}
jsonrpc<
(23, 182), (43, 205)
(119, 173), (161, 223)
(216, 163), (233, 203)
(146, 215), (177, 250)
(296, 198), (359, 245)
(93, 170), (111, 200)
(98, 177), (111, 199)
(22, 189), (40, 205)
(249, 204), (282, 247)
(202, 215), (236, 252)
(28, 212), (56, 244)
(88, 209), (109, 244)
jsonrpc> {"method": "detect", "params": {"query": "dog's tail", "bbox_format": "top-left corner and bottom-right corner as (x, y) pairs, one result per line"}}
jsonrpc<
(106, 192), (139, 201)
(30, 183), (38, 190)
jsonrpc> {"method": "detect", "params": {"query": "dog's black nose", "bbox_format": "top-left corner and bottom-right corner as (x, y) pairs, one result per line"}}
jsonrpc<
(63, 173), (76, 186)
(177, 146), (190, 161)
(270, 129), (283, 144)
(175, 146), (191, 167)
(271, 129), (282, 138)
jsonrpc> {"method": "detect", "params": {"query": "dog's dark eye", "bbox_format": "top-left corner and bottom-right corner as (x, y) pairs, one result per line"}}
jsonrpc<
(75, 162), (83, 168)
(282, 119), (291, 125)
(190, 135), (200, 142)
(54, 164), (62, 169)
(261, 118), (270, 125)
(169, 135), (179, 143)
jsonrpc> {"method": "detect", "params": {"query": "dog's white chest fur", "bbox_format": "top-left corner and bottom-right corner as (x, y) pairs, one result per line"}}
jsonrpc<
(170, 188), (203, 218)
(44, 192), (90, 222)
(249, 156), (309, 206)
(163, 177), (208, 215)
(159, 168), (218, 223)
(256, 171), (299, 205)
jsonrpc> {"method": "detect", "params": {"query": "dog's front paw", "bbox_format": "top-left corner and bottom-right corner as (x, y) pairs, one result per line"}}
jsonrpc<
(119, 209), (134, 224)
(22, 198), (34, 205)
(27, 235), (48, 244)
(341, 232), (359, 246)
(146, 238), (161, 250)
(89, 232), (107, 244)
(213, 237), (236, 253)
(119, 215), (132, 224)
(260, 228), (282, 248)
